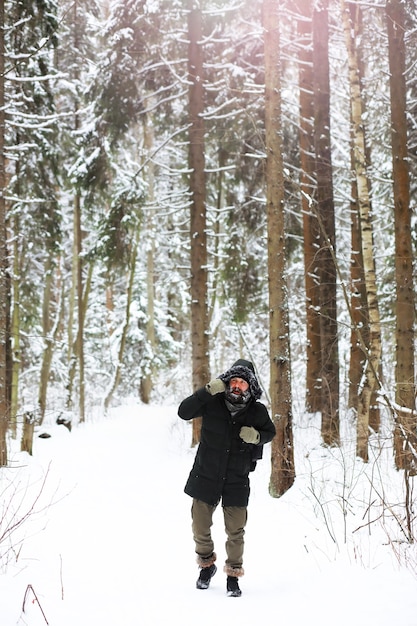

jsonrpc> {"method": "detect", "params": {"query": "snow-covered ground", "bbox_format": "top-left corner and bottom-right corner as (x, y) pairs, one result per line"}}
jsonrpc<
(1, 403), (417, 625)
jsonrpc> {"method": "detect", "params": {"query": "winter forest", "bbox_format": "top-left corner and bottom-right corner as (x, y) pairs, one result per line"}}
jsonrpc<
(1, 0), (417, 583)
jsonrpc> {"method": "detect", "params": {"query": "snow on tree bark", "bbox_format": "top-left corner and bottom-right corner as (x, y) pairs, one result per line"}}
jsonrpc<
(263, 0), (295, 497)
(386, 0), (417, 471)
(0, 0), (9, 466)
(188, 2), (209, 446)
(313, 0), (340, 446)
(341, 0), (382, 462)
(295, 0), (322, 415)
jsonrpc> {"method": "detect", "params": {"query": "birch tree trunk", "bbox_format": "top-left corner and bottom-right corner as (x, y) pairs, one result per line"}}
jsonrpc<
(347, 3), (366, 412)
(348, 174), (369, 410)
(0, 0), (9, 466)
(386, 0), (416, 470)
(188, 2), (209, 446)
(346, 4), (380, 432)
(66, 3), (84, 419)
(65, 192), (79, 411)
(263, 0), (295, 497)
(296, 0), (321, 414)
(74, 192), (86, 422)
(341, 0), (382, 462)
(313, 0), (339, 445)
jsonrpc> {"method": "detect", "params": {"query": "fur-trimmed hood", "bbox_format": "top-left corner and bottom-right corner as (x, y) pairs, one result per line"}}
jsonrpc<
(218, 359), (262, 400)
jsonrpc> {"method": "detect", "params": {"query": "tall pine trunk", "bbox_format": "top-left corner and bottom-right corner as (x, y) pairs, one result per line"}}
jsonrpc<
(296, 0), (322, 414)
(263, 0), (295, 497)
(313, 0), (339, 445)
(188, 2), (209, 446)
(387, 0), (416, 470)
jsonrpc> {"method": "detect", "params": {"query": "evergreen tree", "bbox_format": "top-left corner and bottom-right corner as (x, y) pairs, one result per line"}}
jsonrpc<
(5, 0), (61, 448)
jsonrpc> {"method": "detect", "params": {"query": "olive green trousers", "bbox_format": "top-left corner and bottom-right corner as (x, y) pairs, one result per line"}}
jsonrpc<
(191, 498), (247, 571)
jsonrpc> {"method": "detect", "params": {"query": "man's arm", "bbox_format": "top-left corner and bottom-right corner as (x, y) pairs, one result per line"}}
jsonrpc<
(178, 379), (225, 421)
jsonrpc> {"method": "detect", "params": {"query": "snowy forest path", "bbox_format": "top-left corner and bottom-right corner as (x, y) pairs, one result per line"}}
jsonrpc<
(4, 404), (417, 625)
(30, 406), (195, 625)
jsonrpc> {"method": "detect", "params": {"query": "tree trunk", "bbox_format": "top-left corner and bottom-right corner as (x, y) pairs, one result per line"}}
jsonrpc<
(347, 2), (366, 412)
(348, 185), (368, 409)
(0, 0), (9, 466)
(66, 258), (93, 412)
(387, 0), (416, 470)
(103, 233), (139, 412)
(296, 0), (321, 414)
(37, 262), (54, 423)
(10, 214), (21, 438)
(21, 408), (36, 456)
(75, 192), (85, 422)
(188, 2), (209, 445)
(140, 212), (156, 405)
(263, 0), (295, 497)
(346, 2), (380, 432)
(341, 0), (382, 462)
(208, 149), (225, 333)
(37, 258), (65, 427)
(140, 113), (156, 404)
(65, 192), (78, 411)
(66, 5), (82, 417)
(313, 0), (339, 445)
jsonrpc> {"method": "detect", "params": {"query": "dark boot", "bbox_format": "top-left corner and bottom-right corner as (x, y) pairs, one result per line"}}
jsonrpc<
(196, 553), (217, 590)
(226, 576), (242, 597)
(224, 565), (244, 597)
(196, 564), (217, 589)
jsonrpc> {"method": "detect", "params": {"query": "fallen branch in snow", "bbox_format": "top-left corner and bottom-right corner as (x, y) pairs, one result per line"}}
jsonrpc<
(21, 585), (49, 624)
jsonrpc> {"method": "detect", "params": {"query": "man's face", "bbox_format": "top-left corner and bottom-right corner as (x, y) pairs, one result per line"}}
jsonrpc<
(229, 377), (249, 397)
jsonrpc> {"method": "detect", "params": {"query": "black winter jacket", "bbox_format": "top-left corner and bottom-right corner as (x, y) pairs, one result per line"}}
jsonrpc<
(178, 387), (276, 507)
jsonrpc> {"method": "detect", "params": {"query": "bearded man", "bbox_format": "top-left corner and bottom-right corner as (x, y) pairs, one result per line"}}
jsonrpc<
(178, 359), (276, 597)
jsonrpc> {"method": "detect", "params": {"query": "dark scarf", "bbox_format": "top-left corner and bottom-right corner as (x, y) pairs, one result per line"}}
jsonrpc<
(224, 388), (251, 416)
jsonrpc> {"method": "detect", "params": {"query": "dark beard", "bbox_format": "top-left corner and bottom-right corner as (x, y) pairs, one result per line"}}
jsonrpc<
(225, 388), (251, 406)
